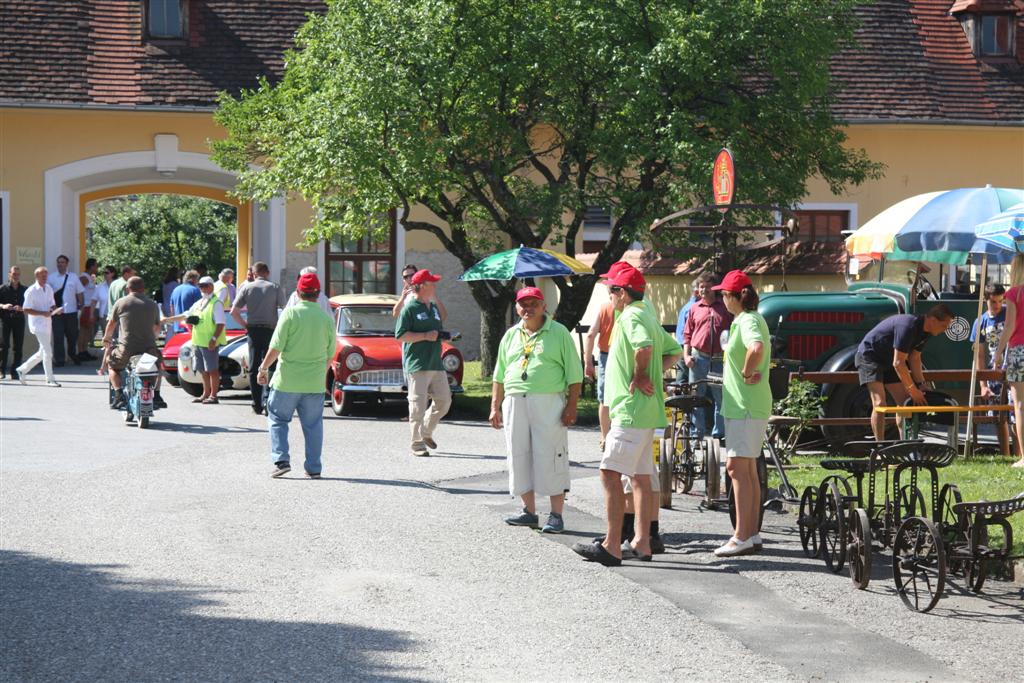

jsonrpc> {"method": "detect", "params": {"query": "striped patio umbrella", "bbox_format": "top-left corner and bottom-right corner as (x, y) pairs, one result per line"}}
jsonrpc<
(458, 246), (593, 281)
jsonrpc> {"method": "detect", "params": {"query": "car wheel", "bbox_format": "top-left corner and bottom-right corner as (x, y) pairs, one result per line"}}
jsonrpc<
(331, 381), (353, 416)
(179, 378), (204, 397)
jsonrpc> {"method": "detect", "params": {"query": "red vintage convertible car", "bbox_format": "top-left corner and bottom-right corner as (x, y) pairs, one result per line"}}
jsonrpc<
(328, 294), (464, 415)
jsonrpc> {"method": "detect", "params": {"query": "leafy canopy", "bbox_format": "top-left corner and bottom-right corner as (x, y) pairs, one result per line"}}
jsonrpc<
(87, 194), (237, 295)
(212, 0), (881, 370)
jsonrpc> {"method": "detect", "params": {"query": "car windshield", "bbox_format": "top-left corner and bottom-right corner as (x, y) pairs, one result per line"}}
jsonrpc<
(847, 257), (926, 287)
(337, 306), (394, 335)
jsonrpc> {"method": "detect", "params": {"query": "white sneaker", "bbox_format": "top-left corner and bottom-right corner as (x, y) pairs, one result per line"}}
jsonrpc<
(46, 380), (61, 387)
(714, 536), (757, 557)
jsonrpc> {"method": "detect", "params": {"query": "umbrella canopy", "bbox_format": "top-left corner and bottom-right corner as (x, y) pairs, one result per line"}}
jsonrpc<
(974, 202), (1024, 254)
(845, 187), (1024, 264)
(458, 247), (594, 281)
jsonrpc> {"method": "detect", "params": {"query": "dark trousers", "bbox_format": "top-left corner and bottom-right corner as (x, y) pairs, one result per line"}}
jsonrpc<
(51, 312), (80, 364)
(1, 317), (25, 374)
(247, 326), (275, 409)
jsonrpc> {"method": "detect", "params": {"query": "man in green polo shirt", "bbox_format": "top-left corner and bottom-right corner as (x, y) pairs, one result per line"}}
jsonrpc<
(573, 264), (681, 567)
(490, 286), (582, 534)
(258, 272), (336, 479)
(395, 269), (452, 457)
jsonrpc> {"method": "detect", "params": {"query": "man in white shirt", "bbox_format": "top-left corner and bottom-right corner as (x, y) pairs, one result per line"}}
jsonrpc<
(285, 266), (334, 317)
(47, 254), (83, 367)
(16, 266), (61, 386)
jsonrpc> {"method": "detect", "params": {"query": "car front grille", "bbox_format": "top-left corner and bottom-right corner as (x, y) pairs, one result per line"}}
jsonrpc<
(348, 369), (404, 386)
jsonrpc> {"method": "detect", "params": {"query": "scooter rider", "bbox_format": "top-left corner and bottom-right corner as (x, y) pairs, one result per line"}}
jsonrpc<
(102, 276), (182, 409)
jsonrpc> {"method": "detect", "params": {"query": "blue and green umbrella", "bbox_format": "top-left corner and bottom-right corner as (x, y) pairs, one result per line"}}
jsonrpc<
(459, 246), (594, 281)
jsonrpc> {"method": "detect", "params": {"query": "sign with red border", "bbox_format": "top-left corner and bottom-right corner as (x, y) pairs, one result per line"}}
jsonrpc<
(712, 148), (735, 211)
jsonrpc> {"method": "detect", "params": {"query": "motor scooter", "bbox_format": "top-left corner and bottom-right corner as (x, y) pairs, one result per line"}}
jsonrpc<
(121, 353), (161, 428)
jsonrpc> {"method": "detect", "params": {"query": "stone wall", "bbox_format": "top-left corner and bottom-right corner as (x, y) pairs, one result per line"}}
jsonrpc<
(406, 250), (483, 361)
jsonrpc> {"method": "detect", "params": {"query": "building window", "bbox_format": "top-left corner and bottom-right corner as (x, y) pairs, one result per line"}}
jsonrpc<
(794, 210), (849, 244)
(582, 205), (612, 253)
(980, 14), (1014, 57)
(146, 0), (186, 40)
(323, 214), (396, 296)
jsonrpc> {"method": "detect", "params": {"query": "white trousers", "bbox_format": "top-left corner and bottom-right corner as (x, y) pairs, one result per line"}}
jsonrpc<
(502, 393), (571, 497)
(407, 370), (452, 448)
(18, 328), (56, 382)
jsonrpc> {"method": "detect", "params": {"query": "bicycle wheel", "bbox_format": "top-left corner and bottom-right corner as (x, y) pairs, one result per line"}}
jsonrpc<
(657, 438), (674, 509)
(820, 480), (847, 573)
(798, 486), (821, 558)
(847, 507), (872, 590)
(678, 434), (695, 494)
(892, 517), (946, 613)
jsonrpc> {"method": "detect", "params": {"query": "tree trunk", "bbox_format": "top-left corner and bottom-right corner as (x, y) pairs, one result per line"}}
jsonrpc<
(467, 280), (513, 378)
(553, 275), (598, 339)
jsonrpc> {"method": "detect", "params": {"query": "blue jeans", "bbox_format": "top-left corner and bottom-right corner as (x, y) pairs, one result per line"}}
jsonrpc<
(689, 353), (724, 439)
(267, 389), (325, 474)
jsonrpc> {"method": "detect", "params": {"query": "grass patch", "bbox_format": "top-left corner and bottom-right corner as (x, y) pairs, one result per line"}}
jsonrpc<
(452, 361), (600, 425)
(770, 454), (1024, 557)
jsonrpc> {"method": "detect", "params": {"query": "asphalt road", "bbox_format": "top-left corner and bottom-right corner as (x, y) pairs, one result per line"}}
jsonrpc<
(1, 367), (1021, 682)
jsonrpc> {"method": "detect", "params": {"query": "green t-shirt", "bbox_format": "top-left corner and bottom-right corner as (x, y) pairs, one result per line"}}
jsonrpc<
(493, 316), (584, 395)
(721, 310), (773, 419)
(268, 301), (336, 394)
(108, 277), (129, 311)
(395, 299), (443, 373)
(606, 301), (682, 429)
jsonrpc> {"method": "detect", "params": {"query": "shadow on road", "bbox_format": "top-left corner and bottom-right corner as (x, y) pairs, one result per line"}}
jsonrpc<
(0, 550), (424, 681)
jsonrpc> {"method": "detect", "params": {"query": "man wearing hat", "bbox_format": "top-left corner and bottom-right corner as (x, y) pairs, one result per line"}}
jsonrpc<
(186, 275), (227, 404)
(395, 269), (451, 456)
(259, 272), (336, 478)
(490, 286), (583, 534)
(573, 263), (681, 566)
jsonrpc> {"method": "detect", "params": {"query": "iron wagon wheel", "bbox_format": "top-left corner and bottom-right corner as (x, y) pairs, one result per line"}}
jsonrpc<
(798, 486), (821, 558)
(847, 507), (873, 590)
(962, 523), (990, 593)
(898, 484), (928, 520)
(820, 474), (854, 500)
(937, 484), (964, 572)
(657, 438), (674, 509)
(892, 517), (946, 613)
(704, 437), (721, 502)
(678, 435), (696, 494)
(820, 480), (847, 573)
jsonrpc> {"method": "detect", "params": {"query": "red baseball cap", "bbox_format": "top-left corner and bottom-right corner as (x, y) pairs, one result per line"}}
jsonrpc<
(598, 261), (632, 280)
(712, 270), (753, 293)
(410, 269), (442, 285)
(515, 286), (544, 302)
(603, 265), (646, 292)
(297, 273), (321, 293)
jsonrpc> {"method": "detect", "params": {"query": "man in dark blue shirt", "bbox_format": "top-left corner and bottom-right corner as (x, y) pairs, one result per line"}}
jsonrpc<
(856, 304), (954, 440)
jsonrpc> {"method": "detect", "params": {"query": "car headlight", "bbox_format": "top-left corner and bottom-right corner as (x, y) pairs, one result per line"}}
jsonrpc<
(345, 352), (365, 371)
(442, 353), (461, 372)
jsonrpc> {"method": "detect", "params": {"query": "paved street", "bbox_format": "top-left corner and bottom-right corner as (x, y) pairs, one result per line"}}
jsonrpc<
(2, 368), (1022, 682)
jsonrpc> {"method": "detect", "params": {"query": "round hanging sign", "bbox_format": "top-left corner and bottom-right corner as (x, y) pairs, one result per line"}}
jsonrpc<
(712, 148), (735, 211)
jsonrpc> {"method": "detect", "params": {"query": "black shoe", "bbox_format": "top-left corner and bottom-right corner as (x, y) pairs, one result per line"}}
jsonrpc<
(153, 395), (168, 410)
(651, 534), (665, 555)
(252, 404), (264, 415)
(271, 462), (291, 478)
(572, 541), (622, 567)
(10, 370), (18, 381)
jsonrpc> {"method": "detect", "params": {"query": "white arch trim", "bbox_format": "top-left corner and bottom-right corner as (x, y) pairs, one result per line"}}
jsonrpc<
(43, 150), (285, 275)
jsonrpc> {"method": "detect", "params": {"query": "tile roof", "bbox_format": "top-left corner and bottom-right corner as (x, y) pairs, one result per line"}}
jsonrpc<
(0, 1), (1020, 122)
(832, 0), (1024, 123)
(0, 1), (326, 108)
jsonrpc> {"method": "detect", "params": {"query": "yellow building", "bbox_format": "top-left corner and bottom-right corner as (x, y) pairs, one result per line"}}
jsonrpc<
(2, 0), (1023, 357)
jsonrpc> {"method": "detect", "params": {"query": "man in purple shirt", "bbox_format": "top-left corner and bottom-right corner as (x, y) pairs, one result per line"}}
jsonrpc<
(682, 272), (733, 439)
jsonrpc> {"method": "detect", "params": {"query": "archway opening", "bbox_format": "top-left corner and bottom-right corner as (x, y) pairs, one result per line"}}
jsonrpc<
(84, 191), (239, 306)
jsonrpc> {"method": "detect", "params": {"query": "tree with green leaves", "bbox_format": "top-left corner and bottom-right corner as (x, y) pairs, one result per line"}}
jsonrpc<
(212, 0), (881, 374)
(87, 194), (237, 298)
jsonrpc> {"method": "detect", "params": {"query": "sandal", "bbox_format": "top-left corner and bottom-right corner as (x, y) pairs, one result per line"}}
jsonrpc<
(202, 397), (219, 404)
(192, 397), (205, 403)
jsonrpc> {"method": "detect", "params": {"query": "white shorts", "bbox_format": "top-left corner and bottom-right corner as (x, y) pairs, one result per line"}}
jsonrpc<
(600, 425), (656, 478)
(724, 417), (769, 458)
(503, 393), (571, 497)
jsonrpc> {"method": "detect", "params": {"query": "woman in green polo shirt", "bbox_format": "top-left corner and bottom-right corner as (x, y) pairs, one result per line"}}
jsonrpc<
(490, 287), (582, 534)
(712, 270), (771, 558)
